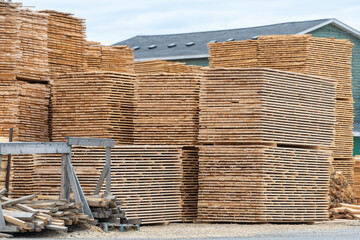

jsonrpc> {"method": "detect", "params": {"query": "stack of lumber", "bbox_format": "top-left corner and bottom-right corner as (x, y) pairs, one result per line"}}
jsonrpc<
(329, 171), (356, 209)
(197, 67), (335, 223)
(40, 10), (86, 74)
(0, 2), (49, 82)
(354, 156), (360, 202)
(180, 147), (199, 222)
(134, 73), (200, 145)
(0, 190), (91, 235)
(197, 146), (331, 223)
(134, 60), (201, 74)
(208, 35), (354, 184)
(85, 42), (134, 73)
(0, 78), (50, 142)
(330, 203), (360, 220)
(199, 68), (336, 147)
(208, 40), (258, 68)
(14, 146), (182, 225)
(50, 72), (134, 144)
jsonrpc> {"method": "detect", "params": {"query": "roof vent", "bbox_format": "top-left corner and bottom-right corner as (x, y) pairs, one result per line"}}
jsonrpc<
(208, 40), (218, 43)
(251, 36), (258, 40)
(133, 46), (140, 50)
(148, 45), (157, 49)
(186, 42), (195, 47)
(168, 43), (177, 48)
(225, 38), (235, 42)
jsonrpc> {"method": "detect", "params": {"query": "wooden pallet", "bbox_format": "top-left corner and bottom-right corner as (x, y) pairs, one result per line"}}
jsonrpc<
(134, 73), (200, 145)
(199, 68), (336, 147)
(197, 145), (331, 223)
(85, 42), (134, 73)
(50, 72), (134, 144)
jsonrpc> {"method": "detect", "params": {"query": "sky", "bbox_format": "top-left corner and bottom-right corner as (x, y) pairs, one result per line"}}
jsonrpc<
(19, 0), (360, 45)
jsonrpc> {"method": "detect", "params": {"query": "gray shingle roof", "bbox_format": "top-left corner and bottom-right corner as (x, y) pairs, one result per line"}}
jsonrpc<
(114, 19), (334, 61)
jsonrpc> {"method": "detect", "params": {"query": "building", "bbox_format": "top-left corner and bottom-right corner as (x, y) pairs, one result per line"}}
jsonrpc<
(115, 19), (360, 155)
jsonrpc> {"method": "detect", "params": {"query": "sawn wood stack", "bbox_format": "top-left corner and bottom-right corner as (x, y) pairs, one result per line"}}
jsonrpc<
(134, 73), (200, 145)
(134, 60), (202, 74)
(85, 42), (134, 73)
(50, 72), (134, 144)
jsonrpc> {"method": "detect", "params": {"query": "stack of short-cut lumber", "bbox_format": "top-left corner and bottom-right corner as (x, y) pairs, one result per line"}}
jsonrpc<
(13, 146), (183, 225)
(85, 41), (134, 73)
(39, 10), (86, 74)
(0, 76), (50, 142)
(197, 68), (336, 223)
(134, 73), (200, 145)
(329, 171), (356, 209)
(50, 72), (134, 144)
(208, 35), (354, 184)
(134, 60), (202, 74)
(0, 2), (49, 82)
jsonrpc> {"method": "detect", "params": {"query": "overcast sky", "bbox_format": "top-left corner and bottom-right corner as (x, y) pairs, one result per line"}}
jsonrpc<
(20, 0), (360, 45)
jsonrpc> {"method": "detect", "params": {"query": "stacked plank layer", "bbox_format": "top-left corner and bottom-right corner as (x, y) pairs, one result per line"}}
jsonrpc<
(180, 147), (199, 222)
(197, 146), (331, 223)
(134, 73), (200, 145)
(135, 60), (202, 74)
(51, 72), (134, 144)
(208, 35), (354, 183)
(0, 2), (49, 82)
(0, 76), (50, 142)
(16, 146), (182, 225)
(86, 42), (134, 73)
(199, 68), (336, 147)
(40, 10), (86, 74)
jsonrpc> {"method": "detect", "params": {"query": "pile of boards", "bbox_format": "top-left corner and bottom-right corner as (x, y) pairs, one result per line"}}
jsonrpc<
(0, 190), (87, 236)
(134, 73), (200, 145)
(50, 72), (134, 144)
(208, 35), (354, 185)
(354, 156), (360, 202)
(85, 42), (134, 73)
(196, 68), (335, 223)
(39, 10), (86, 74)
(134, 60), (202, 74)
(10, 146), (183, 225)
(330, 203), (360, 220)
(0, 2), (49, 82)
(329, 171), (356, 209)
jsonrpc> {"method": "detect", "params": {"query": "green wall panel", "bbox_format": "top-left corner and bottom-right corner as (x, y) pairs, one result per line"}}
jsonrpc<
(354, 137), (360, 156)
(311, 25), (360, 125)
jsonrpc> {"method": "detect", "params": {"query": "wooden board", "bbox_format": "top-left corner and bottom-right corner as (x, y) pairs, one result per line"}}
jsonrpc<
(135, 60), (202, 74)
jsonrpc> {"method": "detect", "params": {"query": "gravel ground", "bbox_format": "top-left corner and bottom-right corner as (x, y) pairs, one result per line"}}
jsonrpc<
(14, 220), (360, 239)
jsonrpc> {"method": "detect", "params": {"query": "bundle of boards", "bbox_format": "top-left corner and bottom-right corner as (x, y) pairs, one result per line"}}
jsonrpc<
(196, 68), (336, 223)
(50, 72), (135, 144)
(10, 145), (183, 225)
(134, 60), (202, 74)
(208, 35), (354, 185)
(0, 2), (49, 82)
(134, 73), (200, 145)
(85, 42), (134, 73)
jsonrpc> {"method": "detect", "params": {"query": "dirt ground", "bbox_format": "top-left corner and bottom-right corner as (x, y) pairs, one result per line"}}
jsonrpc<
(14, 220), (360, 239)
